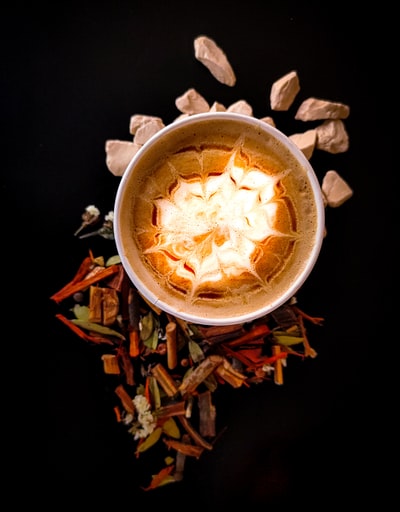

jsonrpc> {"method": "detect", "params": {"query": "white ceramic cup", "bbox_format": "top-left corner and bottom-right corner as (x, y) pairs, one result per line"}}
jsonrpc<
(114, 112), (325, 326)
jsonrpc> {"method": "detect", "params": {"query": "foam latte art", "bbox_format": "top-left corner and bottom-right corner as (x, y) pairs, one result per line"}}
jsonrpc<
(142, 153), (291, 298)
(115, 114), (323, 324)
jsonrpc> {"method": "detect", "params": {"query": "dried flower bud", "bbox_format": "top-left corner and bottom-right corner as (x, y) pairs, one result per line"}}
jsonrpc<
(74, 204), (101, 236)
(79, 210), (114, 240)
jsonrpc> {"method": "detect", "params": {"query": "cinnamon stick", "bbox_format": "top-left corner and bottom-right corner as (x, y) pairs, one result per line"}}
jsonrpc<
(166, 321), (178, 370)
(51, 265), (120, 303)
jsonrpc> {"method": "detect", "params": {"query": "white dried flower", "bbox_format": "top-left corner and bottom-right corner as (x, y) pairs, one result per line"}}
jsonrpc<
(129, 394), (156, 440)
(105, 210), (114, 222)
(86, 205), (101, 217)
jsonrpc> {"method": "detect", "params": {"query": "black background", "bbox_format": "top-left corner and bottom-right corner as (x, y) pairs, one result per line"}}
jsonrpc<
(5, 0), (394, 507)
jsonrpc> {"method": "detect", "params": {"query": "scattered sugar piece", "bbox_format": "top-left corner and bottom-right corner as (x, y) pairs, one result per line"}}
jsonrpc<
(209, 101), (227, 112)
(259, 116), (276, 127)
(129, 114), (164, 135)
(105, 140), (141, 176)
(175, 88), (210, 114)
(134, 118), (165, 145)
(270, 70), (300, 111)
(295, 97), (350, 121)
(289, 129), (317, 160)
(226, 99), (253, 116)
(322, 170), (353, 207)
(173, 113), (190, 122)
(315, 119), (349, 154)
(194, 35), (236, 87)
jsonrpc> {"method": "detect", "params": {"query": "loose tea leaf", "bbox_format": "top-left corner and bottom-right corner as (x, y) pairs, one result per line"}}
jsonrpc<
(71, 319), (125, 340)
(136, 427), (162, 454)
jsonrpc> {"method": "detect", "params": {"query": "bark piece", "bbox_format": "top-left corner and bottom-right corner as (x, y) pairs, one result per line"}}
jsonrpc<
(198, 391), (216, 437)
(321, 170), (353, 207)
(194, 35), (236, 86)
(315, 119), (349, 154)
(105, 139), (141, 176)
(175, 88), (210, 114)
(289, 129), (317, 160)
(295, 97), (350, 121)
(179, 355), (224, 396)
(270, 70), (300, 111)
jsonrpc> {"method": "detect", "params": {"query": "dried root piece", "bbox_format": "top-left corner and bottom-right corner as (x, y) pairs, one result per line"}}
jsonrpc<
(194, 35), (236, 86)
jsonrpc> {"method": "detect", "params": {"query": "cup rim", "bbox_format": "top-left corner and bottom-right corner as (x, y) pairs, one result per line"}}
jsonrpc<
(114, 111), (325, 326)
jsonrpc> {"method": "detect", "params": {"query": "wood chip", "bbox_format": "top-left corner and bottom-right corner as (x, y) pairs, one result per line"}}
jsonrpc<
(101, 354), (120, 375)
(198, 391), (216, 437)
(295, 97), (350, 121)
(289, 129), (317, 160)
(194, 35), (236, 87)
(175, 88), (210, 114)
(270, 70), (300, 111)
(321, 170), (353, 207)
(105, 139), (141, 176)
(315, 119), (349, 154)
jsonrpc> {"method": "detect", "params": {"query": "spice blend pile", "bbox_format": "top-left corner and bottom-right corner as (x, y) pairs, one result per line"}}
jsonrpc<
(51, 248), (324, 490)
(51, 35), (353, 490)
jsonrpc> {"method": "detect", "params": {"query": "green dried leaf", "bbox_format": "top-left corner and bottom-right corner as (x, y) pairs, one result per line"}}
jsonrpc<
(273, 332), (304, 346)
(140, 312), (154, 341)
(162, 417), (181, 439)
(188, 339), (205, 363)
(164, 456), (175, 465)
(149, 376), (161, 409)
(71, 319), (125, 339)
(73, 304), (90, 321)
(105, 255), (121, 266)
(136, 426), (162, 453)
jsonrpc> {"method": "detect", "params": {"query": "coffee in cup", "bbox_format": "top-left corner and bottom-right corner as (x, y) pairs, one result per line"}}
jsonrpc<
(114, 112), (325, 326)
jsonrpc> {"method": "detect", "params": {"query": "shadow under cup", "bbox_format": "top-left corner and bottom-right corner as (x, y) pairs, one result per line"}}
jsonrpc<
(114, 112), (325, 326)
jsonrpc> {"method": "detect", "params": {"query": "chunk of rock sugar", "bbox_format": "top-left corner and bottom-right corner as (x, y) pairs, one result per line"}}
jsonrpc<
(134, 118), (165, 145)
(270, 70), (300, 111)
(315, 119), (349, 154)
(175, 88), (210, 114)
(209, 101), (227, 112)
(295, 97), (350, 121)
(226, 99), (253, 116)
(321, 170), (353, 207)
(105, 140), (142, 177)
(129, 114), (164, 135)
(194, 35), (236, 87)
(259, 116), (276, 127)
(289, 129), (317, 160)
